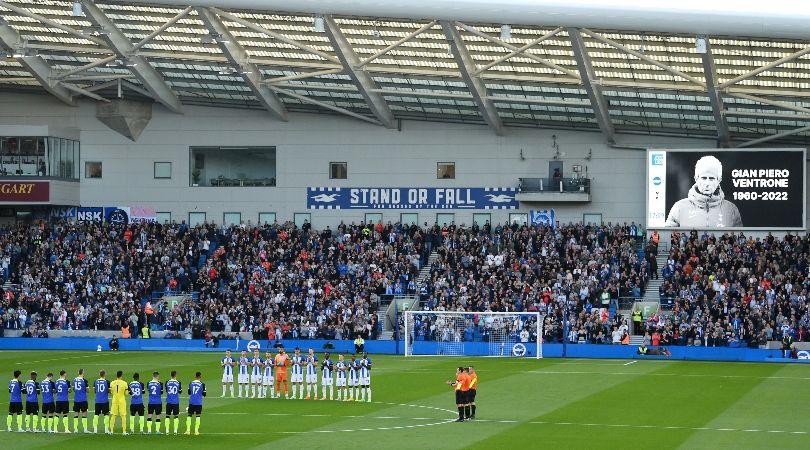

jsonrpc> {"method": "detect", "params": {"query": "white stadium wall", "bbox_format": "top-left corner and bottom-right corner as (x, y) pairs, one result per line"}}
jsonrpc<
(0, 91), (781, 228)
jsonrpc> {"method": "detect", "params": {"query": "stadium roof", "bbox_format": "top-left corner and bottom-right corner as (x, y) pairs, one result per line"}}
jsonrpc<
(1, 0), (810, 147)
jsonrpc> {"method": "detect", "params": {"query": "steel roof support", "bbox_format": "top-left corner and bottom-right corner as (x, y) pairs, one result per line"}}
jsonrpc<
(699, 38), (730, 147)
(80, 0), (184, 113)
(323, 16), (395, 128)
(195, 7), (288, 121)
(441, 21), (504, 135)
(0, 21), (74, 105)
(568, 28), (615, 145)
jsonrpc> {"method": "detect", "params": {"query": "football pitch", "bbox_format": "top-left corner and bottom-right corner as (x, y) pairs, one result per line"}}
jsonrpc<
(1, 350), (808, 450)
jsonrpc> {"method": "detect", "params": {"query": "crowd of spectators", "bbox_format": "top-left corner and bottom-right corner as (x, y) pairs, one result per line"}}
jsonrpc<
(0, 220), (426, 341)
(3, 218), (807, 349)
(639, 230), (810, 348)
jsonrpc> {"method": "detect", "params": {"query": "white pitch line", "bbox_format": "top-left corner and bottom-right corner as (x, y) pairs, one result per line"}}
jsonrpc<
(529, 370), (810, 381)
(623, 361), (637, 366)
(528, 421), (809, 435)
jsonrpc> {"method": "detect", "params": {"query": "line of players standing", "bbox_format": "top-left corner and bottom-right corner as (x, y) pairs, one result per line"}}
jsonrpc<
(7, 368), (206, 435)
(221, 347), (372, 402)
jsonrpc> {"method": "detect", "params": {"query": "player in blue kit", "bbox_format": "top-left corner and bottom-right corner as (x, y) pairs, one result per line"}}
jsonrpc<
(359, 352), (372, 403)
(54, 370), (71, 433)
(72, 368), (89, 433)
(24, 371), (40, 432)
(93, 370), (111, 434)
(320, 352), (334, 401)
(146, 371), (163, 434)
(7, 370), (23, 432)
(129, 373), (145, 434)
(184, 372), (206, 436)
(220, 349), (235, 397)
(40, 372), (56, 432)
(164, 371), (182, 434)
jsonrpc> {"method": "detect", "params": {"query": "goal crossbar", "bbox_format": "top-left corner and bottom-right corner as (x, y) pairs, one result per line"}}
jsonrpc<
(403, 310), (542, 358)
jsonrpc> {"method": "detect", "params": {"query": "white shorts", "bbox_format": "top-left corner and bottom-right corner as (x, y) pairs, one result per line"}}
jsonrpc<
(360, 376), (370, 386)
(262, 375), (274, 386)
(291, 373), (303, 383)
(349, 377), (359, 387)
(222, 373), (233, 383)
(335, 377), (346, 387)
(321, 377), (333, 387)
(251, 374), (262, 384)
(306, 373), (318, 384)
(238, 374), (249, 384)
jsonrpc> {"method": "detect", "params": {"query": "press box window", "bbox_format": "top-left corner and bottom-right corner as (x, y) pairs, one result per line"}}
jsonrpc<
(437, 162), (455, 179)
(85, 161), (102, 178)
(330, 162), (347, 179)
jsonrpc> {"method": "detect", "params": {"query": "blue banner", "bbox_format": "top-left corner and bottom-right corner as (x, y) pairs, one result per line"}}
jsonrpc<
(76, 206), (130, 224)
(307, 187), (518, 210)
(530, 209), (556, 228)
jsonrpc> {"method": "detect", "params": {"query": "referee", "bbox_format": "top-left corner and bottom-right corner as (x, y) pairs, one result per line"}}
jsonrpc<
(446, 367), (469, 422)
(467, 366), (477, 420)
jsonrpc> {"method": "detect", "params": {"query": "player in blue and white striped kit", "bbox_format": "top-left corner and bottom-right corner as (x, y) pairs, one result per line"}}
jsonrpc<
(320, 353), (334, 401)
(262, 351), (275, 399)
(304, 348), (318, 400)
(250, 349), (263, 398)
(220, 349), (235, 398)
(290, 348), (304, 400)
(237, 350), (250, 398)
(335, 355), (347, 401)
(347, 355), (360, 402)
(184, 372), (206, 436)
(7, 370), (23, 432)
(359, 352), (373, 403)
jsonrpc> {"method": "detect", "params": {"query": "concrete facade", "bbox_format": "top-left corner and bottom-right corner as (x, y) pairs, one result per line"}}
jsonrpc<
(0, 91), (765, 228)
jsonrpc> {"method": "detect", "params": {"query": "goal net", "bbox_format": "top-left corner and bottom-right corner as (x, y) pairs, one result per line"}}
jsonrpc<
(403, 311), (542, 358)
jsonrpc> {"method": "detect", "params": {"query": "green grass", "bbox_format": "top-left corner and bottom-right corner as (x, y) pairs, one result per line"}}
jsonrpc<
(0, 350), (809, 449)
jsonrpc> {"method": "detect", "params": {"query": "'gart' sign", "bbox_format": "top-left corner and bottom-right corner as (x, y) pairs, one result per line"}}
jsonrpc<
(0, 182), (49, 202)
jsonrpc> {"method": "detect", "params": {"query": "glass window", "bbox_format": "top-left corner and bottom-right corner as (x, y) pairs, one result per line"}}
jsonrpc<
(85, 161), (102, 178)
(583, 213), (602, 226)
(400, 213), (418, 226)
(436, 213), (454, 226)
(154, 162), (172, 179)
(258, 212), (276, 225)
(473, 213), (491, 227)
(437, 162), (455, 179)
(223, 212), (241, 226)
(188, 212), (206, 226)
(156, 212), (172, 224)
(365, 213), (382, 225)
(294, 213), (311, 228)
(190, 146), (276, 187)
(330, 162), (347, 179)
(509, 213), (528, 226)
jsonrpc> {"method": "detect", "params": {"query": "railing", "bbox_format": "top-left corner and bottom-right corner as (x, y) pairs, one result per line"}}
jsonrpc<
(518, 177), (590, 194)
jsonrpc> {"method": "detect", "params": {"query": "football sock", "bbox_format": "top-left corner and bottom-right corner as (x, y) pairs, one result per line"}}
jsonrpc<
(129, 415), (134, 431)
(458, 407), (464, 420)
(24, 415), (30, 429)
(146, 419), (152, 433)
(6, 415), (11, 429)
(92, 415), (98, 431)
(165, 417), (170, 433)
(32, 415), (39, 429)
(139, 415), (145, 432)
(17, 414), (22, 429)
(195, 417), (200, 434)
(103, 416), (109, 432)
(82, 417), (88, 431)
(122, 417), (126, 433)
(472, 405), (476, 416)
(221, 385), (226, 395)
(63, 416), (69, 431)
(465, 405), (471, 418)
(173, 417), (179, 432)
(367, 388), (372, 402)
(185, 417), (191, 433)
(229, 385), (234, 397)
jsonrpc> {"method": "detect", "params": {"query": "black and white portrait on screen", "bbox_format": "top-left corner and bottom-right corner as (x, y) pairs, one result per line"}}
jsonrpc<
(665, 155), (743, 228)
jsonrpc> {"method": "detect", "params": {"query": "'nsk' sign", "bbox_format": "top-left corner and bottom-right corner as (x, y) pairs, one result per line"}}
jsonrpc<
(308, 187), (518, 210)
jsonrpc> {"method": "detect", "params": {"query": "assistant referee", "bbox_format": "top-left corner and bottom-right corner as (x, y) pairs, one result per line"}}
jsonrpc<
(467, 366), (477, 420)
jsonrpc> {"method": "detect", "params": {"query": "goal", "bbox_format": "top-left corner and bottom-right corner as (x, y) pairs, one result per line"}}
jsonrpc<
(403, 311), (542, 358)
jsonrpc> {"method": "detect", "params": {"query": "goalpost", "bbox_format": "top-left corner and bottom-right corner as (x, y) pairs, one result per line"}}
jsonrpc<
(403, 311), (542, 358)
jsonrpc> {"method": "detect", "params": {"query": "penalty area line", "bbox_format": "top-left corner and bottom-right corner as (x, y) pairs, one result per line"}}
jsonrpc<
(528, 421), (809, 435)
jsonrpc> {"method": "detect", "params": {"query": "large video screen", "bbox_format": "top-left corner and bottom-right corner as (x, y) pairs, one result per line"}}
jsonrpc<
(647, 149), (805, 230)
